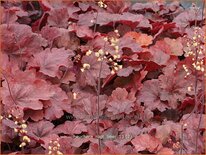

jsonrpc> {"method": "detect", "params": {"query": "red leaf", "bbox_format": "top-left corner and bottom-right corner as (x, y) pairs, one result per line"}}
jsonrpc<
(155, 125), (172, 144)
(27, 120), (54, 141)
(47, 8), (69, 28)
(124, 59), (162, 71)
(106, 88), (135, 119)
(0, 6), (28, 24)
(29, 48), (74, 78)
(152, 37), (183, 56)
(1, 71), (56, 118)
(53, 121), (87, 135)
(1, 24), (47, 57)
(103, 141), (131, 154)
(173, 6), (203, 28)
(58, 136), (74, 154)
(131, 2), (160, 12)
(68, 23), (95, 39)
(119, 35), (142, 52)
(178, 97), (195, 111)
(159, 66), (189, 109)
(106, 0), (131, 14)
(77, 54), (110, 86)
(24, 109), (44, 121)
(72, 93), (106, 123)
(137, 79), (169, 112)
(125, 31), (153, 47)
(149, 47), (170, 65)
(151, 22), (176, 36)
(131, 134), (163, 153)
(44, 86), (71, 120)
(40, 25), (62, 43)
(78, 11), (151, 28)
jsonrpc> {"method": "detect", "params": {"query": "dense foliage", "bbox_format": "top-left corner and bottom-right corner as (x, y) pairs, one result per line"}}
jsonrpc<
(0, 0), (205, 154)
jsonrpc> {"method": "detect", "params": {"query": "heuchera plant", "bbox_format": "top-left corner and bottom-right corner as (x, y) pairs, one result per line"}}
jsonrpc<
(0, 0), (205, 154)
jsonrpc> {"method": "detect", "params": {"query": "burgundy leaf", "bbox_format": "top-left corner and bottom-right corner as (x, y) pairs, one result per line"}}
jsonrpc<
(131, 134), (163, 153)
(137, 79), (169, 112)
(173, 6), (204, 28)
(131, 2), (160, 12)
(24, 109), (44, 121)
(72, 94), (106, 123)
(53, 121), (87, 135)
(77, 54), (110, 86)
(1, 24), (47, 56)
(159, 67), (189, 109)
(119, 35), (142, 53)
(149, 47), (170, 66)
(47, 8), (69, 28)
(27, 120), (54, 141)
(68, 23), (95, 39)
(29, 48), (74, 78)
(1, 72), (56, 118)
(78, 11), (151, 28)
(106, 0), (131, 14)
(44, 86), (71, 120)
(106, 88), (135, 119)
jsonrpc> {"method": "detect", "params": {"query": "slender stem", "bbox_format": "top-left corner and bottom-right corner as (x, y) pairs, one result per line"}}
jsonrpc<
(1, 72), (17, 106)
(6, 143), (12, 152)
(180, 123), (184, 154)
(194, 0), (205, 153)
(194, 6), (198, 27)
(93, 11), (99, 34)
(181, 1), (205, 153)
(181, 5), (199, 153)
(13, 35), (24, 70)
(21, 146), (24, 154)
(112, 21), (116, 31)
(6, 0), (10, 29)
(97, 59), (103, 155)
(195, 67), (205, 153)
(96, 42), (106, 155)
(201, 0), (205, 23)
(194, 0), (198, 115)
(92, 8), (101, 155)
(29, 1), (35, 11)
(194, 54), (198, 114)
(183, 44), (201, 121)
(182, 0), (205, 121)
(93, 9), (103, 155)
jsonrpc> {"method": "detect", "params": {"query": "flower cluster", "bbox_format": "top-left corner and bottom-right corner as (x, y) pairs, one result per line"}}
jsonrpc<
(167, 138), (181, 151)
(81, 63), (90, 72)
(14, 118), (30, 148)
(48, 139), (63, 155)
(98, 0), (107, 8)
(107, 30), (123, 74)
(172, 141), (181, 151)
(81, 29), (122, 75)
(184, 27), (205, 73)
(1, 113), (30, 148)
